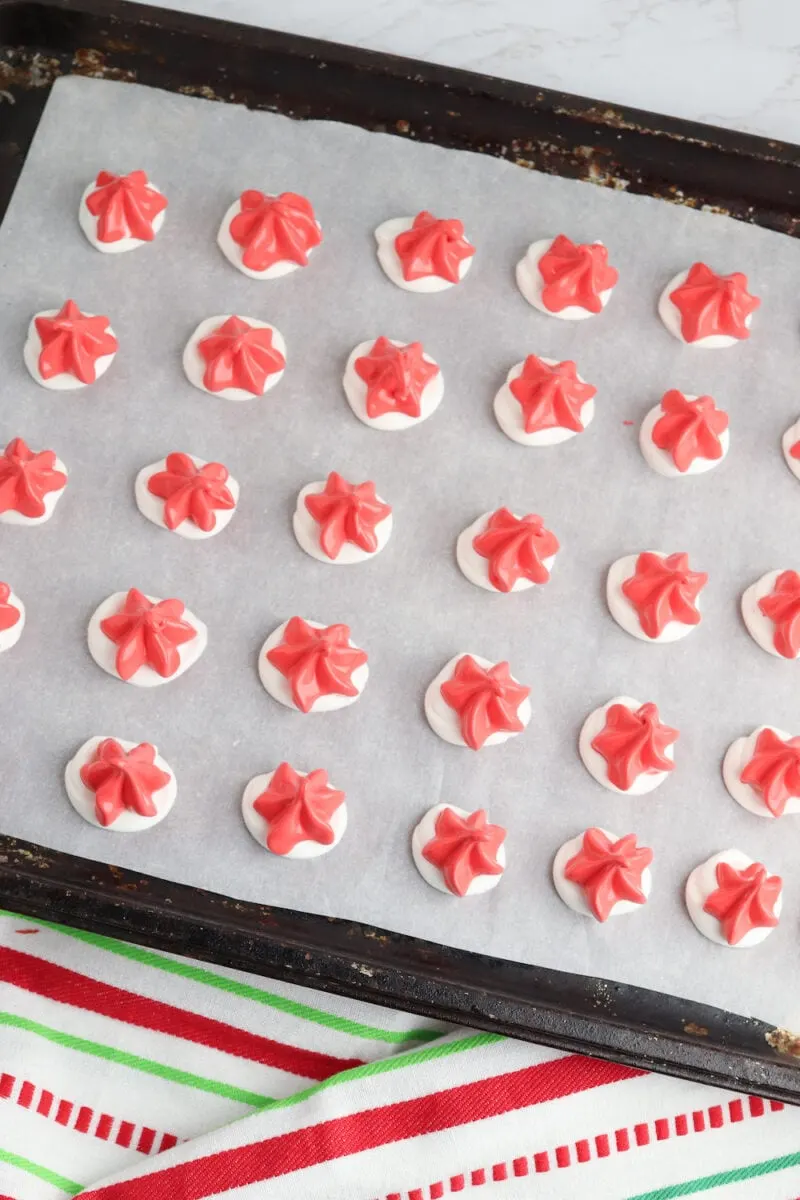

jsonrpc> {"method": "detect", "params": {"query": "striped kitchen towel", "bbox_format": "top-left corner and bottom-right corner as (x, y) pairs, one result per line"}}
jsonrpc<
(0, 911), (798, 1198)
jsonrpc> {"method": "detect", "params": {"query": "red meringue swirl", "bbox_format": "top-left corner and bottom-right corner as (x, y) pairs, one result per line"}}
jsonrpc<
(0, 437), (66, 519)
(440, 656), (530, 751)
(228, 190), (322, 273)
(564, 828), (652, 922)
(253, 763), (344, 855)
(758, 570), (800, 659)
(472, 508), (559, 592)
(197, 316), (285, 394)
(591, 701), (677, 791)
(85, 170), (167, 243)
(394, 211), (474, 283)
(354, 338), (439, 420)
(668, 262), (759, 343)
(422, 807), (506, 897)
(35, 300), (117, 384)
(147, 453), (235, 532)
(266, 618), (367, 713)
(621, 552), (707, 638)
(509, 355), (596, 435)
(80, 739), (171, 827)
(99, 588), (197, 681)
(304, 472), (391, 560)
(703, 860), (781, 946)
(537, 235), (618, 314)
(650, 390), (728, 472)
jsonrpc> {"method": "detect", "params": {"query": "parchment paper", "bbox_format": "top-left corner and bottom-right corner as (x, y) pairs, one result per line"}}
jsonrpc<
(3, 75), (800, 1026)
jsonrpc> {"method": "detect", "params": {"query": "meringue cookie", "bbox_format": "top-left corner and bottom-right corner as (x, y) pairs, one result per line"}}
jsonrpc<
(65, 736), (177, 832)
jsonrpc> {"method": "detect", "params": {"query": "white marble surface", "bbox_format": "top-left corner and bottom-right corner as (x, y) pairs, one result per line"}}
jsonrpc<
(163, 0), (799, 141)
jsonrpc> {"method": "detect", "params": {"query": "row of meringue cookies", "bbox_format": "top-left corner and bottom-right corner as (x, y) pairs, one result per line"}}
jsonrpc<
(416, 813), (782, 955)
(21, 294), (437, 429)
(18, 292), (760, 469)
(15, 295), (760, 478)
(8, 568), (800, 814)
(60, 734), (783, 952)
(27, 175), (761, 441)
(75, 170), (762, 351)
(5, 427), (800, 665)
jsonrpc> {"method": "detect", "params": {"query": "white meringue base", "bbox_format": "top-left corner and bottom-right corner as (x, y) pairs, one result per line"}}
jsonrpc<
(24, 312), (117, 391)
(258, 618), (369, 713)
(241, 769), (347, 858)
(216, 198), (320, 279)
(781, 418), (800, 483)
(87, 591), (208, 687)
(0, 455), (68, 525)
(493, 358), (594, 447)
(78, 180), (166, 254)
(64, 735), (177, 832)
(374, 217), (473, 293)
(424, 653), (532, 749)
(552, 829), (653, 920)
(456, 511), (557, 593)
(639, 398), (729, 478)
(722, 726), (800, 820)
(578, 695), (675, 795)
(182, 314), (286, 401)
(657, 269), (752, 349)
(411, 803), (506, 896)
(292, 480), (392, 565)
(134, 455), (240, 540)
(606, 552), (700, 643)
(342, 339), (444, 432)
(0, 589), (25, 652)
(685, 848), (782, 947)
(515, 237), (614, 320)
(741, 570), (795, 659)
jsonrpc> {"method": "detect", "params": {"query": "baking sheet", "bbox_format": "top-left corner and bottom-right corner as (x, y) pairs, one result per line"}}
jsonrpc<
(3, 75), (800, 1027)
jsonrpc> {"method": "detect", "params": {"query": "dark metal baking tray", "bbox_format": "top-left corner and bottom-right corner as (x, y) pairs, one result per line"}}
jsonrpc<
(2, 0), (800, 1102)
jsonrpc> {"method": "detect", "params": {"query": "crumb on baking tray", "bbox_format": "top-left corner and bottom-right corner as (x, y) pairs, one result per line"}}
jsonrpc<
(766, 1027), (800, 1057)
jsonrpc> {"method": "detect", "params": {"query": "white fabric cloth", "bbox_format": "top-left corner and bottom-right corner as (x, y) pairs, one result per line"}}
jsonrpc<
(0, 912), (797, 1199)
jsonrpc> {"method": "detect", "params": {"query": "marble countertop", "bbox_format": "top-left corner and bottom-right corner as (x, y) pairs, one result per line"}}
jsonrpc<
(160, 0), (799, 143)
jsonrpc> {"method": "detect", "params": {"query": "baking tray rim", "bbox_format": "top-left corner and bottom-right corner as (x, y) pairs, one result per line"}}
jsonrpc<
(1, 0), (799, 1101)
